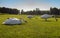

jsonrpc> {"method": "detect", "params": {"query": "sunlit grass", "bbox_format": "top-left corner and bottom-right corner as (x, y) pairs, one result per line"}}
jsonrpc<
(0, 14), (60, 38)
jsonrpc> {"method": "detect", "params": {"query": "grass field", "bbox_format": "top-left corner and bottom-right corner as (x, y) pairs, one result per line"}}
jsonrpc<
(0, 14), (60, 38)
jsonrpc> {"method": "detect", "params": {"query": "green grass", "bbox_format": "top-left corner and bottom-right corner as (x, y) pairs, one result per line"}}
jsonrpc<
(0, 14), (60, 38)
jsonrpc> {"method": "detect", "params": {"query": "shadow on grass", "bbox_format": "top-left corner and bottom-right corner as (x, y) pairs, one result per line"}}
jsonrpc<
(2, 23), (27, 26)
(2, 24), (22, 26)
(41, 20), (54, 22)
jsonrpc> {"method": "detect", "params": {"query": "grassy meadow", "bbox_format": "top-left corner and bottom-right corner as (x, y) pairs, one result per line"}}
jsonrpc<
(0, 14), (60, 38)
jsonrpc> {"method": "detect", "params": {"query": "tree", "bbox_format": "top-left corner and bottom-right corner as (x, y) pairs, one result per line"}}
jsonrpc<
(50, 7), (53, 15)
(50, 7), (59, 21)
(21, 9), (24, 14)
(35, 8), (41, 15)
(0, 7), (20, 14)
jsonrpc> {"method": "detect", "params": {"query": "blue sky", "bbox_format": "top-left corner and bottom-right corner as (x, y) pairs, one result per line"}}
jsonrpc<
(0, 0), (60, 11)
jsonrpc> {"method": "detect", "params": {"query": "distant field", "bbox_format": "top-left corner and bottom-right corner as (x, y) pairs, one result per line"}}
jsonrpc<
(0, 14), (60, 38)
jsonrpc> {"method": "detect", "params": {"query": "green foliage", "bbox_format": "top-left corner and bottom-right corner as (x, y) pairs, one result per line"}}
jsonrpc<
(0, 14), (60, 38)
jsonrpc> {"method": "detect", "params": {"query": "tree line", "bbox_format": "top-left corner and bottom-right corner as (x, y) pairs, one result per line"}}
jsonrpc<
(0, 7), (20, 14)
(0, 7), (60, 15)
(21, 7), (60, 15)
